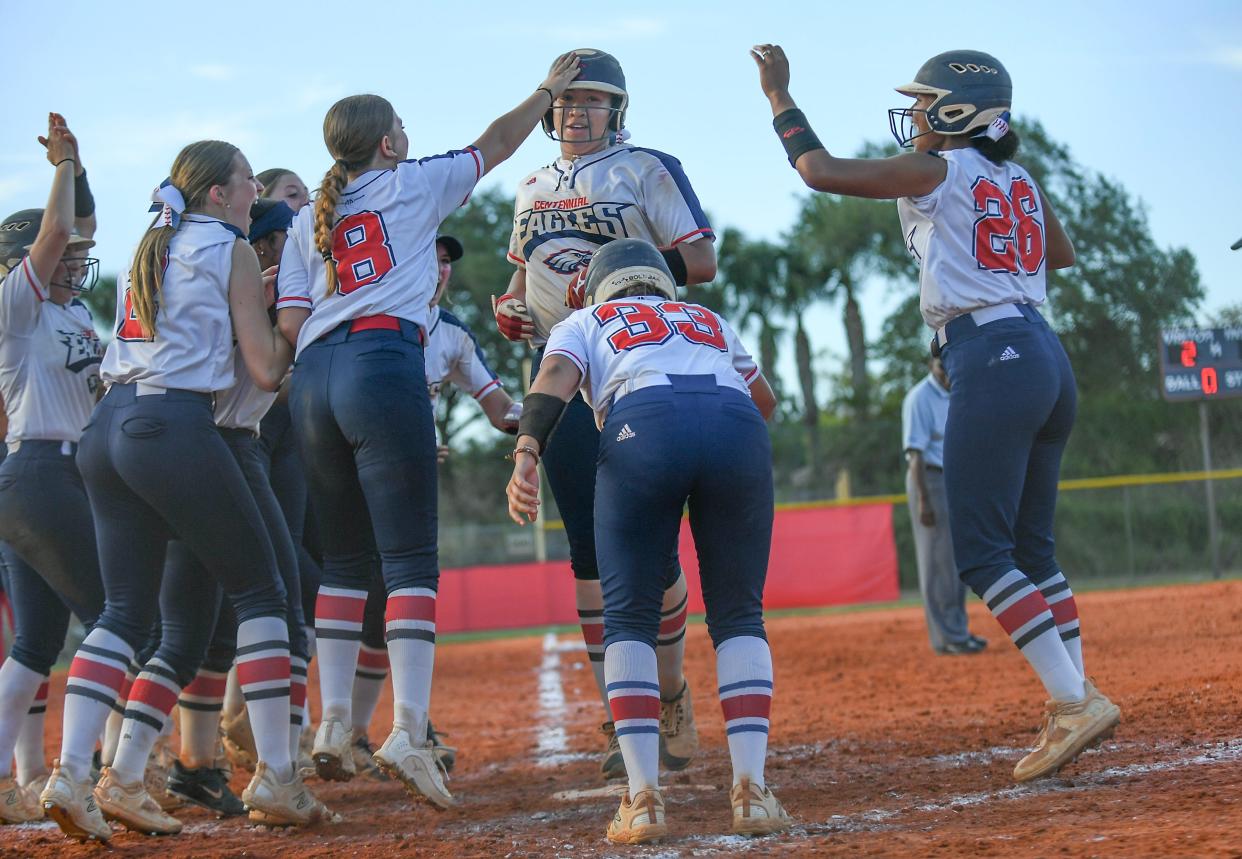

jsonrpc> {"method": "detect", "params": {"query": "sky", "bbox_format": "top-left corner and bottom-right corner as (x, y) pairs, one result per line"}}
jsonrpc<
(4, 1), (1240, 378)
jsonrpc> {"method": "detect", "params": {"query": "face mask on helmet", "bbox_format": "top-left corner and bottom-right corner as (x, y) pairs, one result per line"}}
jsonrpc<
(52, 252), (100, 292)
(541, 49), (629, 143)
(887, 51), (1012, 149)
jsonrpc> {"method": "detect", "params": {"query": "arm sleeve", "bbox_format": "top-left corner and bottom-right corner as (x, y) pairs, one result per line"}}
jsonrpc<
(443, 320), (503, 401)
(274, 214), (314, 311)
(637, 151), (715, 247)
(721, 316), (760, 384)
(543, 314), (589, 378)
(0, 258), (46, 335)
(404, 148), (485, 225)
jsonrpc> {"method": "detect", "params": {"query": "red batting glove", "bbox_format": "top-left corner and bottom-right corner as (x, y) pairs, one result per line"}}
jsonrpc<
(565, 265), (589, 310)
(492, 293), (535, 342)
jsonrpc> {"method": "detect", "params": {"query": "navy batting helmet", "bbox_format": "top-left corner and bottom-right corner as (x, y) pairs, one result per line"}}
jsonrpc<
(0, 208), (98, 290)
(583, 239), (676, 306)
(888, 50), (1012, 148)
(542, 49), (628, 142)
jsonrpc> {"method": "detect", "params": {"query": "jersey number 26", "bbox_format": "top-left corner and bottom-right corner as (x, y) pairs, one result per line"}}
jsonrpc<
(971, 177), (1045, 275)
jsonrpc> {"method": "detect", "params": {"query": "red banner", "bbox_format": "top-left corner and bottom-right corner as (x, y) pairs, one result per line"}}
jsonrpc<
(437, 503), (898, 634)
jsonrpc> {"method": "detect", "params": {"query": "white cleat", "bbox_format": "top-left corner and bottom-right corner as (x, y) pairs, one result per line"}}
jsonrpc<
(372, 727), (455, 810)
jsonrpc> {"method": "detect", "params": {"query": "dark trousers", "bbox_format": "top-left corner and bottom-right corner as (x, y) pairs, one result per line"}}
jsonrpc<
(75, 384), (288, 655)
(260, 399), (322, 626)
(150, 427), (308, 686)
(941, 306), (1077, 596)
(0, 442), (104, 673)
(289, 321), (438, 594)
(595, 378), (773, 650)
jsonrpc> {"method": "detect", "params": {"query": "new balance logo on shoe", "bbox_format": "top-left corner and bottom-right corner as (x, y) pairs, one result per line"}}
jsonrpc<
(616, 424), (636, 442)
(999, 346), (1020, 361)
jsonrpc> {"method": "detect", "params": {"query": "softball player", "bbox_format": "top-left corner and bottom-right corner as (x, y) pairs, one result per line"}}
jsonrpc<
(0, 114), (105, 825)
(256, 168), (310, 215)
(751, 44), (1119, 781)
(496, 48), (715, 778)
(506, 239), (789, 843)
(276, 55), (580, 808)
(348, 234), (514, 778)
(42, 140), (329, 842)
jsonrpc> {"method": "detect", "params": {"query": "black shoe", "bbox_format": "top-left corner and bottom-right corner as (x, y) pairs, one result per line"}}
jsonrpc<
(167, 759), (246, 817)
(426, 720), (457, 773)
(937, 638), (986, 655)
(967, 634), (989, 650)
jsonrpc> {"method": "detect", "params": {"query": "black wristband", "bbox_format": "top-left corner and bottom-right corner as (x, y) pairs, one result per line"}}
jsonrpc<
(74, 169), (95, 218)
(773, 108), (824, 167)
(517, 392), (568, 453)
(660, 246), (689, 286)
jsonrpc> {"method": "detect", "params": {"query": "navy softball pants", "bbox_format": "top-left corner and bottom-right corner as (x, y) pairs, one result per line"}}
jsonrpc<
(260, 399), (322, 626)
(149, 427), (307, 686)
(532, 347), (680, 585)
(289, 320), (439, 594)
(594, 377), (773, 650)
(75, 384), (288, 655)
(940, 305), (1077, 596)
(0, 442), (104, 674)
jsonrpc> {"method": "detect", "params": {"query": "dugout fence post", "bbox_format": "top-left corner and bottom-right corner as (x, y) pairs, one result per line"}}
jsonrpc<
(1122, 485), (1136, 578)
(1199, 401), (1221, 579)
(522, 357), (547, 564)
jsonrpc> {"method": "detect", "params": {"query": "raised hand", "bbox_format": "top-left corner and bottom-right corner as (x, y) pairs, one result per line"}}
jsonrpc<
(38, 113), (79, 169)
(542, 51), (582, 101)
(750, 44), (791, 99)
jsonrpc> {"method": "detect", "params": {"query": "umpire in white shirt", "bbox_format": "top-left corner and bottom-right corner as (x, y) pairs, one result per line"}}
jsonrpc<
(902, 357), (985, 655)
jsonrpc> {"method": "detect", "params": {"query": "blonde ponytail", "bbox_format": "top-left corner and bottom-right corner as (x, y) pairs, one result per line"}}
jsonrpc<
(317, 94), (397, 295)
(128, 140), (239, 338)
(314, 161), (348, 295)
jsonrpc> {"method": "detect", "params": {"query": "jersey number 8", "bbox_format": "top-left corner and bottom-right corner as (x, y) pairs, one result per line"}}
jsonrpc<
(332, 211), (397, 294)
(971, 177), (1045, 275)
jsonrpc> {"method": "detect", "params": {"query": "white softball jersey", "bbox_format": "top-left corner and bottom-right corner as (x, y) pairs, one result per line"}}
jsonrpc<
(508, 143), (714, 346)
(212, 347), (276, 433)
(898, 147), (1049, 330)
(102, 215), (242, 392)
(0, 257), (103, 443)
(544, 297), (759, 428)
(423, 306), (501, 409)
(277, 148), (484, 357)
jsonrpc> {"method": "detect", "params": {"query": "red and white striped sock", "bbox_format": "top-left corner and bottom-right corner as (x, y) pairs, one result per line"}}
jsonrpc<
(61, 628), (133, 781)
(984, 570), (1084, 702)
(384, 587), (436, 737)
(716, 636), (773, 789)
(235, 616), (292, 780)
(15, 679), (50, 783)
(178, 668), (227, 766)
(574, 579), (611, 716)
(289, 655), (308, 764)
(656, 571), (689, 700)
(314, 586), (367, 724)
(604, 641), (660, 796)
(102, 662), (138, 766)
(0, 659), (45, 778)
(112, 657), (181, 784)
(352, 644), (389, 738)
(1035, 571), (1083, 676)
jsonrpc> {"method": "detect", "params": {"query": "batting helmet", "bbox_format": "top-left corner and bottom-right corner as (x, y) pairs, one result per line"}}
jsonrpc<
(542, 49), (628, 141)
(888, 50), (1012, 148)
(0, 208), (98, 289)
(583, 239), (676, 306)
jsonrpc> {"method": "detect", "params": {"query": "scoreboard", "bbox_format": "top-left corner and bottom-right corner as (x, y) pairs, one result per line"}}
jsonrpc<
(1159, 327), (1242, 402)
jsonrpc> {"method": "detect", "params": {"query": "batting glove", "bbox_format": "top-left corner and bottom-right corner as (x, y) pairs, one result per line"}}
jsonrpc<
(492, 293), (535, 342)
(565, 265), (589, 310)
(501, 401), (523, 435)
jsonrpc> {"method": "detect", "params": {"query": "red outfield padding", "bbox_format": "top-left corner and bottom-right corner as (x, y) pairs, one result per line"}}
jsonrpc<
(436, 502), (898, 635)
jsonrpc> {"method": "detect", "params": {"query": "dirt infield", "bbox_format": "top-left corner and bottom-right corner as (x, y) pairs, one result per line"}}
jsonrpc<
(5, 580), (1242, 858)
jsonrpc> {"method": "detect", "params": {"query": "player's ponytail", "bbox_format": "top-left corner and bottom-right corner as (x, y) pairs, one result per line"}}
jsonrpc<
(130, 140), (239, 338)
(315, 94), (397, 295)
(971, 128), (1020, 165)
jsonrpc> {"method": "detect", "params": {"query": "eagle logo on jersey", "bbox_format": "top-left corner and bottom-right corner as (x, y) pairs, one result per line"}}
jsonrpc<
(543, 248), (593, 276)
(58, 327), (103, 374)
(905, 225), (923, 262)
(514, 201), (635, 261)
